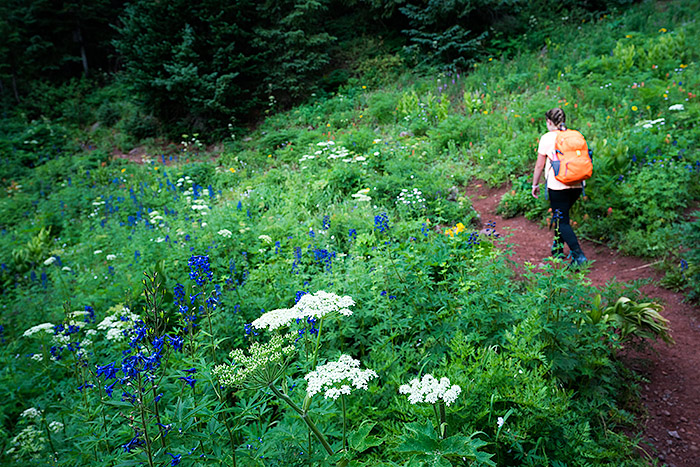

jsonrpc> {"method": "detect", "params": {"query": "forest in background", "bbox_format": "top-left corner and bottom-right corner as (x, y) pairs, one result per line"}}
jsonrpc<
(3, 0), (635, 134)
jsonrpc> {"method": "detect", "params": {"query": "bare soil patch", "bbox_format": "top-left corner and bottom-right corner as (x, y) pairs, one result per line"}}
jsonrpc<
(465, 181), (700, 466)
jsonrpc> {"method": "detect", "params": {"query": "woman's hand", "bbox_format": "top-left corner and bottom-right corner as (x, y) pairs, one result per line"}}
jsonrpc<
(531, 152), (547, 199)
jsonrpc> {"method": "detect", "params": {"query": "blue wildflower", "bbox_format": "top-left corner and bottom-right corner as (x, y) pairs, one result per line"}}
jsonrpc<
(96, 362), (119, 380)
(105, 380), (117, 397)
(244, 323), (258, 336)
(374, 212), (390, 233)
(188, 255), (213, 286)
(122, 434), (142, 453)
(179, 376), (196, 389)
(84, 306), (95, 323)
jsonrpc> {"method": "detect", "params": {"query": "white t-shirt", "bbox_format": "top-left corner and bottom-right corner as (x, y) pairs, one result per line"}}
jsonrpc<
(538, 131), (583, 190)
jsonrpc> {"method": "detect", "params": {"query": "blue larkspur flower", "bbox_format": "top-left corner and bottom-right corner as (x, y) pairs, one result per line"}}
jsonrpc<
(122, 434), (142, 453)
(188, 255), (213, 286)
(374, 212), (390, 233)
(105, 380), (117, 397)
(179, 376), (196, 389)
(96, 362), (119, 380)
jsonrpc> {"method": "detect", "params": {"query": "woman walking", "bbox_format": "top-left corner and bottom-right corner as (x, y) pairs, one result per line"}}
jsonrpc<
(531, 107), (588, 266)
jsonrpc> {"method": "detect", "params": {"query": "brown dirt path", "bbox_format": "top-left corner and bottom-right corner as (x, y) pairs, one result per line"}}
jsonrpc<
(465, 181), (700, 466)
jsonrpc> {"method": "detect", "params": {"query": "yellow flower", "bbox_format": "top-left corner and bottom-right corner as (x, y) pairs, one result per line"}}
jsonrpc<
(680, 64), (688, 68)
(455, 222), (466, 234)
(359, 115), (363, 118)
(362, 85), (366, 89)
(326, 123), (331, 127)
(663, 93), (668, 98)
(488, 57), (493, 61)
(229, 168), (236, 173)
(154, 166), (159, 170)
(121, 168), (126, 173)
(631, 106), (638, 111)
(268, 154), (272, 158)
(659, 28), (667, 33)
(445, 229), (454, 237)
(482, 110), (488, 115)
(625, 34), (632, 38)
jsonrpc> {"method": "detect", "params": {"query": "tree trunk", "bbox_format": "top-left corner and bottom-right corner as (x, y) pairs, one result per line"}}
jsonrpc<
(74, 23), (89, 78)
(11, 69), (20, 103)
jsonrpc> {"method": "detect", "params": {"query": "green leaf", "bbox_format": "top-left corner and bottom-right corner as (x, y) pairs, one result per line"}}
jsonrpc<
(396, 420), (440, 454)
(349, 421), (383, 452)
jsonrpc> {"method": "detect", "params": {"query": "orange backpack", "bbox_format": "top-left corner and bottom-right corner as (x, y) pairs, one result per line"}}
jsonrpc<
(550, 129), (593, 185)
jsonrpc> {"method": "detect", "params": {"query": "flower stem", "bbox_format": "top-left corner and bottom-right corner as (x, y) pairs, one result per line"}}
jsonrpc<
(341, 394), (347, 452)
(269, 384), (334, 456)
(137, 375), (155, 467)
(439, 402), (447, 439)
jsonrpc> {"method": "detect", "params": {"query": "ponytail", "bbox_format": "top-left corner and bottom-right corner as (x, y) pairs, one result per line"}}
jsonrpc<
(545, 108), (566, 131)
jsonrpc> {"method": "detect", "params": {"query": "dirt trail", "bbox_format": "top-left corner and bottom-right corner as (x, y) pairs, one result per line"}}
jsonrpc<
(465, 181), (700, 466)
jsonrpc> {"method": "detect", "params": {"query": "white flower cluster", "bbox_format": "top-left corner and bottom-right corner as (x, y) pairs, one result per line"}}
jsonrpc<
(637, 118), (665, 129)
(669, 104), (685, 111)
(149, 210), (164, 224)
(351, 188), (371, 202)
(106, 254), (117, 261)
(43, 256), (57, 266)
(299, 140), (367, 167)
(399, 374), (462, 406)
(218, 229), (233, 238)
(395, 188), (426, 208)
(23, 318), (90, 350)
(258, 234), (273, 244)
(305, 354), (378, 399)
(319, 141), (351, 160)
(97, 307), (141, 341)
(176, 175), (194, 188)
(48, 421), (64, 433)
(191, 199), (210, 215)
(252, 291), (355, 330)
(213, 333), (295, 387)
(22, 323), (55, 338)
(21, 408), (43, 420)
(7, 426), (47, 460)
(89, 199), (106, 218)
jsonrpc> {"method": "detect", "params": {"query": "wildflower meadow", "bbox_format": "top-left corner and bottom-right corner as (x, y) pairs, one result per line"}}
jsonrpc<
(1, 0), (699, 465)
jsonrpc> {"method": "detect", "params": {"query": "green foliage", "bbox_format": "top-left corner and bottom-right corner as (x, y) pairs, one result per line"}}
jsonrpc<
(367, 92), (399, 125)
(4, 1), (700, 464)
(396, 421), (494, 466)
(588, 295), (674, 345)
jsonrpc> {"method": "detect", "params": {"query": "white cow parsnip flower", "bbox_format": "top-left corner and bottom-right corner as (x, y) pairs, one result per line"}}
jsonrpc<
(399, 374), (462, 406)
(305, 354), (378, 399)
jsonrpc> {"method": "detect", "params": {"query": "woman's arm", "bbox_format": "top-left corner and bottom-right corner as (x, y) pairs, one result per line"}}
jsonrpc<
(531, 152), (547, 198)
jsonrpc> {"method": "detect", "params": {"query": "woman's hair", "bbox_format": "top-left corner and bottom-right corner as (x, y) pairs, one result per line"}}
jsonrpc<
(545, 108), (567, 130)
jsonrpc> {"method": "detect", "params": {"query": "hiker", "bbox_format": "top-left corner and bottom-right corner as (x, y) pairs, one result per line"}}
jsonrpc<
(531, 107), (588, 266)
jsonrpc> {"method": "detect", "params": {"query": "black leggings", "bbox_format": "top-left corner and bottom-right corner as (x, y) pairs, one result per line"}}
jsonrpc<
(548, 188), (582, 252)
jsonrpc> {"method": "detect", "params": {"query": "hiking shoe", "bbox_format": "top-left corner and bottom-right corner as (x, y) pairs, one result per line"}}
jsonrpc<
(569, 248), (588, 268)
